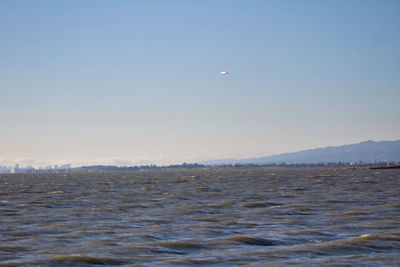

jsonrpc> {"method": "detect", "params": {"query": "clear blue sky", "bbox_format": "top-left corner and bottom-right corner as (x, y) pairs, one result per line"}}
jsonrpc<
(1, 0), (399, 166)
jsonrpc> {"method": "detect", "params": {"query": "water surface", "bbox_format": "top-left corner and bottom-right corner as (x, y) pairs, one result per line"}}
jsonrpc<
(1, 167), (399, 266)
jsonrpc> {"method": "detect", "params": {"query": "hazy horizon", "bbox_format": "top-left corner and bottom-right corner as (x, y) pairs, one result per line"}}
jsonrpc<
(1, 1), (399, 167)
(1, 138), (399, 168)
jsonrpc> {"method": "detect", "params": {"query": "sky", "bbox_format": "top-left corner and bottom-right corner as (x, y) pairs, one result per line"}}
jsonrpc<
(1, 0), (399, 167)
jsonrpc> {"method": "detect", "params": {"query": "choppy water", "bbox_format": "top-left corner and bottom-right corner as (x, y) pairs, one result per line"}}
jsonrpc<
(1, 167), (399, 266)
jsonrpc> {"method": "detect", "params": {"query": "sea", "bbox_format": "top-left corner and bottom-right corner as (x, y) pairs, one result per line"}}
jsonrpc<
(1, 167), (399, 266)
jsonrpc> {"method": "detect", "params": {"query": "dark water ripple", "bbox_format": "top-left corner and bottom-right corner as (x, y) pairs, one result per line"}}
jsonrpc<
(0, 167), (399, 266)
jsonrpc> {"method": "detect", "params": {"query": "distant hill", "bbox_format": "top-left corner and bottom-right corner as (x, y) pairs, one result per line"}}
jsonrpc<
(202, 140), (400, 165)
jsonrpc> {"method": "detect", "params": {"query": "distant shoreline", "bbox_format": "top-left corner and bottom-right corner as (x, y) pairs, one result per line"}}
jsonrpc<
(1, 162), (400, 174)
(369, 165), (400, 169)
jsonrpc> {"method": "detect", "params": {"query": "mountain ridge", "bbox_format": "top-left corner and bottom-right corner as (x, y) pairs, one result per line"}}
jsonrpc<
(202, 140), (400, 165)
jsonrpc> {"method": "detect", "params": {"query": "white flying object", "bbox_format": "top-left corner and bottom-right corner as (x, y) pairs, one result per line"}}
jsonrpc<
(220, 71), (228, 75)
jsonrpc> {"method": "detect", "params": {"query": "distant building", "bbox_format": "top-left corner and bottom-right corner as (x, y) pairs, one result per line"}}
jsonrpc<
(60, 164), (71, 169)
(14, 164), (21, 173)
(0, 165), (11, 173)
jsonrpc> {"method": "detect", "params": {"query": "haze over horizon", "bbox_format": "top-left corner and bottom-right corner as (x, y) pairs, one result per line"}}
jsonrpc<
(1, 139), (399, 168)
(1, 1), (400, 167)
